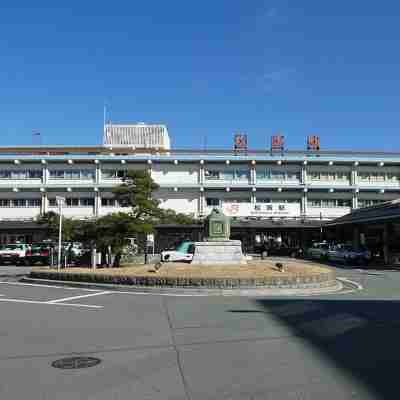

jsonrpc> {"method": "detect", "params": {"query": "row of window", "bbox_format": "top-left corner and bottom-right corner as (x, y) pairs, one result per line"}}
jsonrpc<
(0, 170), (42, 179)
(205, 170), (249, 181)
(256, 170), (300, 181)
(0, 199), (42, 207)
(49, 198), (95, 207)
(308, 199), (352, 208)
(49, 170), (95, 180)
(358, 172), (400, 182)
(358, 199), (386, 207)
(309, 172), (349, 181)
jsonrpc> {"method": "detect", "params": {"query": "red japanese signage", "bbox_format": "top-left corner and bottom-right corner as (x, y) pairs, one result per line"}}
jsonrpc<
(307, 135), (320, 151)
(271, 135), (284, 152)
(234, 134), (248, 152)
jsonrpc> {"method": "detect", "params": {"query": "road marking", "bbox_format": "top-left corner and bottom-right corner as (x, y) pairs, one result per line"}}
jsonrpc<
(337, 277), (363, 291)
(0, 298), (102, 308)
(47, 291), (110, 304)
(0, 281), (99, 291)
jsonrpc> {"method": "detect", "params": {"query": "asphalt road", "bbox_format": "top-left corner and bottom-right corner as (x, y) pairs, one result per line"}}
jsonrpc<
(0, 264), (398, 399)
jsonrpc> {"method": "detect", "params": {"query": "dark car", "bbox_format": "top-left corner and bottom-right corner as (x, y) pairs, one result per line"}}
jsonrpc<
(255, 243), (303, 258)
(25, 243), (52, 265)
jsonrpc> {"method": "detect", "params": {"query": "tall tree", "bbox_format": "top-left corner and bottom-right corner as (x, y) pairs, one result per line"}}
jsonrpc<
(36, 211), (75, 242)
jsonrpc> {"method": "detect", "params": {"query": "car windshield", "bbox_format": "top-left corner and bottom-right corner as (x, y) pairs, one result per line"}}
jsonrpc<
(2, 244), (23, 250)
(176, 242), (191, 253)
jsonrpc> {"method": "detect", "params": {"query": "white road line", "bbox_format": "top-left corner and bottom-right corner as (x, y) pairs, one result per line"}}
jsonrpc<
(0, 281), (100, 291)
(337, 277), (363, 291)
(47, 291), (110, 304)
(0, 298), (102, 308)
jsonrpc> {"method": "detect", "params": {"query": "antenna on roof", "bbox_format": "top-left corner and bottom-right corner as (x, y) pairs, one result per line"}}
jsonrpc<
(32, 130), (42, 145)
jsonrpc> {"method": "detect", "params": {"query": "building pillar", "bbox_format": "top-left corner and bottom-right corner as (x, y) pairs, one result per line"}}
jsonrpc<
(95, 161), (101, 184)
(352, 191), (358, 210)
(353, 225), (360, 250)
(94, 190), (101, 217)
(383, 222), (391, 265)
(301, 191), (308, 216)
(251, 189), (256, 204)
(301, 165), (307, 185)
(199, 161), (205, 185)
(250, 161), (256, 185)
(41, 192), (48, 215)
(42, 162), (48, 184)
(199, 190), (205, 216)
(351, 167), (358, 186)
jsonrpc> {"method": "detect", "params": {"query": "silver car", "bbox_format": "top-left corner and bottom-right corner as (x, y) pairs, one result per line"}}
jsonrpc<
(307, 242), (331, 260)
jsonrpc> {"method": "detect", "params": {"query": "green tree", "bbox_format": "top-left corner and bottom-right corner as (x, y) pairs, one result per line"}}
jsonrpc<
(36, 211), (75, 242)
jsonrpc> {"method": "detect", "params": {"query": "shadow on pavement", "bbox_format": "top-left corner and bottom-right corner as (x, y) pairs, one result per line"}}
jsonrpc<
(230, 299), (400, 400)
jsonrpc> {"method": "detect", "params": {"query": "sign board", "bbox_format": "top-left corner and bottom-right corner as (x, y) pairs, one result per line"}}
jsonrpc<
(307, 135), (320, 151)
(222, 203), (301, 218)
(271, 135), (284, 152)
(55, 196), (65, 207)
(146, 234), (154, 243)
(234, 134), (248, 153)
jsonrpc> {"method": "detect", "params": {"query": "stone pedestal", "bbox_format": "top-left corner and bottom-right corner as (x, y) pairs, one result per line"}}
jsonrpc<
(191, 240), (247, 265)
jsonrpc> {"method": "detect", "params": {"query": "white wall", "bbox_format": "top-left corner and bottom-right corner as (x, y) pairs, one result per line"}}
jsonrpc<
(151, 163), (198, 185)
(155, 189), (199, 216)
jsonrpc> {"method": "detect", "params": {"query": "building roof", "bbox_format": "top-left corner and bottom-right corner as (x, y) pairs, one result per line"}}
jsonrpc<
(326, 199), (400, 226)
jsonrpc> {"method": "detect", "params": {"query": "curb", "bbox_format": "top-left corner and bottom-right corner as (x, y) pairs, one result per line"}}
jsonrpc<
(28, 269), (336, 290)
(21, 277), (344, 297)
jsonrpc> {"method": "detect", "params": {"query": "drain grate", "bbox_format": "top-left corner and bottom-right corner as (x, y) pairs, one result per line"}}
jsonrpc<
(52, 357), (101, 369)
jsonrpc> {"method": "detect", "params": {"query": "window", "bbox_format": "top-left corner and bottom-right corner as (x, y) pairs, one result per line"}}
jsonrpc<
(0, 200), (10, 207)
(205, 170), (220, 180)
(359, 172), (399, 182)
(358, 199), (386, 208)
(309, 199), (351, 208)
(27, 199), (41, 207)
(310, 171), (349, 181)
(206, 198), (220, 207)
(0, 170), (41, 179)
(256, 169), (300, 181)
(49, 198), (57, 207)
(101, 169), (126, 179)
(12, 199), (27, 207)
(102, 198), (117, 207)
(80, 198), (95, 207)
(66, 198), (79, 207)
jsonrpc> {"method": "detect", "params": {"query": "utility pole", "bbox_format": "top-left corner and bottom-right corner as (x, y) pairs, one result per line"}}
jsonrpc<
(56, 196), (65, 270)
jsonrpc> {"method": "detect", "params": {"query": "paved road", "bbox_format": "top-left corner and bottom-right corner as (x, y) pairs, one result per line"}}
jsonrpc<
(0, 264), (398, 399)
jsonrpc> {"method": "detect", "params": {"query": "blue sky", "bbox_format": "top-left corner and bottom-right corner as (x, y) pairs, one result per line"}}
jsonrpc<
(1, 1), (400, 150)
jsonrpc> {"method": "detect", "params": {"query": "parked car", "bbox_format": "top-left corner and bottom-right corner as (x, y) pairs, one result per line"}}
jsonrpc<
(255, 243), (303, 258)
(0, 243), (30, 265)
(307, 242), (331, 260)
(161, 241), (195, 262)
(25, 243), (52, 265)
(327, 244), (371, 265)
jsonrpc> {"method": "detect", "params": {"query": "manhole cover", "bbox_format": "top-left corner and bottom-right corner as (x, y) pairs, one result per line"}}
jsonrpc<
(52, 357), (101, 369)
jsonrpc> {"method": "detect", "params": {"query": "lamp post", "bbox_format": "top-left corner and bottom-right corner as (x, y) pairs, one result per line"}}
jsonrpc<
(56, 196), (65, 270)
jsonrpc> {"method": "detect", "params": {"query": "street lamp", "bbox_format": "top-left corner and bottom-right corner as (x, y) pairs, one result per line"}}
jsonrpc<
(56, 196), (65, 270)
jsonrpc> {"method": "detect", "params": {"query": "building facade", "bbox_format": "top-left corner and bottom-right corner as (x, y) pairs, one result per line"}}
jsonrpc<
(0, 124), (399, 245)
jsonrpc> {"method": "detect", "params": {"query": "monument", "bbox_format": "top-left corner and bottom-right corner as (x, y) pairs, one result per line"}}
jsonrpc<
(191, 208), (247, 265)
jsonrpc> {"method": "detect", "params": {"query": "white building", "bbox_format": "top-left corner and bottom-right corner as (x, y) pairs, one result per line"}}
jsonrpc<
(0, 124), (399, 228)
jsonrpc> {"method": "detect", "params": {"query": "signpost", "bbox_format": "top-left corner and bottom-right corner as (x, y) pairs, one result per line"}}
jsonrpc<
(56, 196), (65, 270)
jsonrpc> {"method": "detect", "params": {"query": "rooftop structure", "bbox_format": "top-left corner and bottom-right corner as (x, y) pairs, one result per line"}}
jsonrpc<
(103, 123), (170, 150)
